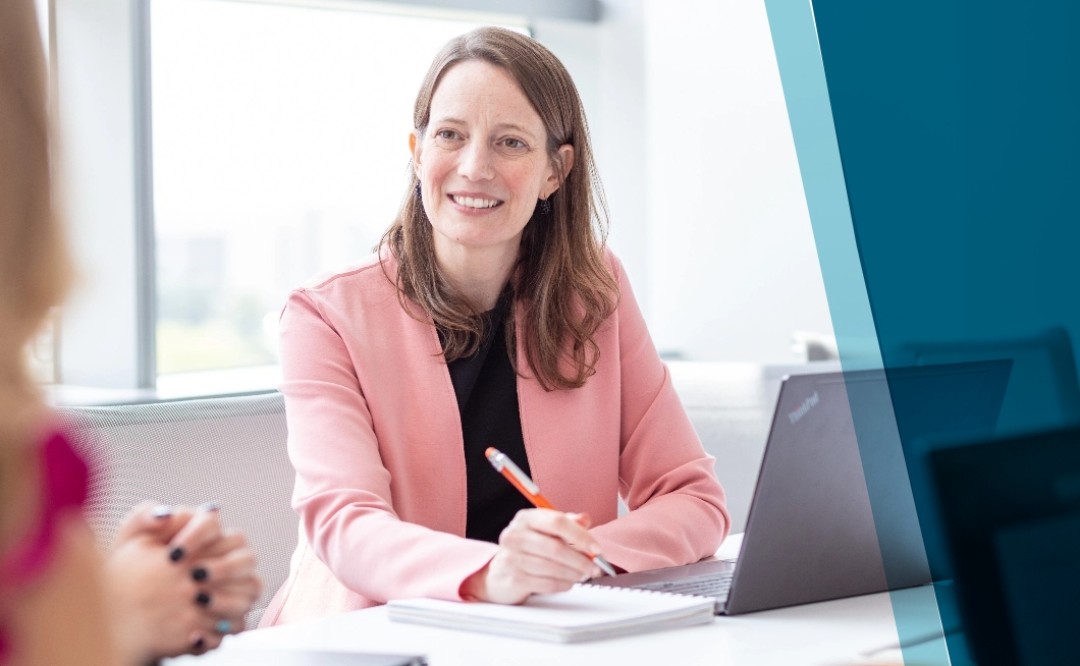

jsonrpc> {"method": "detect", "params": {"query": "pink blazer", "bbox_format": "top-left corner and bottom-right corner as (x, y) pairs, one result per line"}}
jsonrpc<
(261, 250), (729, 626)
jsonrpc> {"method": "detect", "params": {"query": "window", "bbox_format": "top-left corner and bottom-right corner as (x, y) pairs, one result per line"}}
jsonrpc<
(54, 0), (830, 398)
(150, 0), (524, 378)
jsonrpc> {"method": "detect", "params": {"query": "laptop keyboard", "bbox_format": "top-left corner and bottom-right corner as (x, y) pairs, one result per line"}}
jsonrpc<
(631, 572), (733, 600)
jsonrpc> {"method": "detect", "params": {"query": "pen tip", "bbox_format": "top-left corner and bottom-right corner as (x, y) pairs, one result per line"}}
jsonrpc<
(594, 555), (618, 577)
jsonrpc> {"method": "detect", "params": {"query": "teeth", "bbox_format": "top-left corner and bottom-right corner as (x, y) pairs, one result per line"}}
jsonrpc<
(453, 195), (500, 209)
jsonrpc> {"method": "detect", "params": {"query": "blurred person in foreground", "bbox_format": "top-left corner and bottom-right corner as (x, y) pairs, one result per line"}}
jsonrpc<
(0, 1), (260, 663)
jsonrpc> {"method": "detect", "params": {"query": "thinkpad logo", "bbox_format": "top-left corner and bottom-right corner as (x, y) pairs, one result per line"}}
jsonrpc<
(788, 391), (820, 424)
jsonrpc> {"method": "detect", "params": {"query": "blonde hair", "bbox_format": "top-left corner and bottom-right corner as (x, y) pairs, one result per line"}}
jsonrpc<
(380, 27), (618, 391)
(0, 0), (73, 549)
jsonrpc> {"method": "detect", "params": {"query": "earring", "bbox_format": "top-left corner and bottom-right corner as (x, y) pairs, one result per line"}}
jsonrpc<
(539, 198), (552, 216)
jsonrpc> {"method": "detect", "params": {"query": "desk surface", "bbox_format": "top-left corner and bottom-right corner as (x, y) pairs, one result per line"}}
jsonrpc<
(169, 552), (953, 666)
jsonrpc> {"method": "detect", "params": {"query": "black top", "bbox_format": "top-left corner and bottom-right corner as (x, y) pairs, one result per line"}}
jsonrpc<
(439, 297), (533, 543)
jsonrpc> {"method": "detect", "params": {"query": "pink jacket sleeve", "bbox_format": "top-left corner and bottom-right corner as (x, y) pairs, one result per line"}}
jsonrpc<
(279, 289), (497, 604)
(588, 255), (730, 570)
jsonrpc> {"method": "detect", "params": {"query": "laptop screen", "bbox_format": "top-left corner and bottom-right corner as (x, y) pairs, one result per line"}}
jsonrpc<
(726, 360), (1009, 614)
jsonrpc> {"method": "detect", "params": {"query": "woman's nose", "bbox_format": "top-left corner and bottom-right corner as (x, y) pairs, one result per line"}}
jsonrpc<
(457, 141), (494, 181)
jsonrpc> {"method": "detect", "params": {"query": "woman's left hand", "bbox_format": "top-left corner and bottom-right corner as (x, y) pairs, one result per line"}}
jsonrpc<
(185, 529), (262, 636)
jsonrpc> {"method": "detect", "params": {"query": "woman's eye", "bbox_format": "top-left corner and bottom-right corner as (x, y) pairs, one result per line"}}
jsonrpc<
(432, 129), (466, 150)
(501, 138), (528, 151)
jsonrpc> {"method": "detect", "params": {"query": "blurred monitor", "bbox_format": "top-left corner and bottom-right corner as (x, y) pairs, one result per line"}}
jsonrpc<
(929, 426), (1080, 666)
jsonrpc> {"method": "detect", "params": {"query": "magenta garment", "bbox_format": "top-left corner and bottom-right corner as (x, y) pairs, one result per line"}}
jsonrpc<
(0, 427), (89, 660)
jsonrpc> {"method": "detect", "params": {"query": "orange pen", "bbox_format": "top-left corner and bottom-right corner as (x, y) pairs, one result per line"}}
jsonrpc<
(485, 447), (617, 577)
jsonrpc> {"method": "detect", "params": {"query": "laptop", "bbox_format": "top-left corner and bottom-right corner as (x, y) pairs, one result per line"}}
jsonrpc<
(591, 361), (1011, 615)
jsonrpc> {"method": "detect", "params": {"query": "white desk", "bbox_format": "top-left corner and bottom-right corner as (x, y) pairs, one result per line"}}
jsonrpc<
(169, 585), (950, 666)
(168, 535), (953, 666)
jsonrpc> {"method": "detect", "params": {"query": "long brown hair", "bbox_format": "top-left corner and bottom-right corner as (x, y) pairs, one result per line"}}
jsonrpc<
(0, 0), (73, 547)
(379, 27), (618, 391)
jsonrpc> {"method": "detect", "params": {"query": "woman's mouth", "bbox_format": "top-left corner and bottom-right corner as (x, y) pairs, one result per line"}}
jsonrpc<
(450, 194), (503, 210)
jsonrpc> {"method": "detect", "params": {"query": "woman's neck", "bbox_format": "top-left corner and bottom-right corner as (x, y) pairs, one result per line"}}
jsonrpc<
(434, 243), (518, 311)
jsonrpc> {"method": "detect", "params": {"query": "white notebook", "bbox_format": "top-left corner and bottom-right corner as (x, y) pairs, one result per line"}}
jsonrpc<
(386, 584), (715, 643)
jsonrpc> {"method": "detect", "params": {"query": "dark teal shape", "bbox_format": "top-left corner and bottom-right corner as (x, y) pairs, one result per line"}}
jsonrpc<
(765, 0), (1080, 663)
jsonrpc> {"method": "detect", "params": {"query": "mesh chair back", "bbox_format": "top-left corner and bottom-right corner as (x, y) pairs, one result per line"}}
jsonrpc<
(58, 391), (296, 629)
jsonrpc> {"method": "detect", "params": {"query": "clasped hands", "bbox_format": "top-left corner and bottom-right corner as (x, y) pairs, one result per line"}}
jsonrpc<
(105, 501), (262, 663)
(461, 509), (607, 605)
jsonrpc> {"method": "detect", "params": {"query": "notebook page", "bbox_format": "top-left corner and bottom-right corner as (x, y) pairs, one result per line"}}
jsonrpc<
(387, 583), (714, 643)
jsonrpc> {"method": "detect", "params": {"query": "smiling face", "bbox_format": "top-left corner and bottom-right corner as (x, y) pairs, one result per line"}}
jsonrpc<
(412, 59), (573, 266)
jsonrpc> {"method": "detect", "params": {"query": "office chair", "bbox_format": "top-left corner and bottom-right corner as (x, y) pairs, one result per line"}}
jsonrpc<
(59, 391), (297, 629)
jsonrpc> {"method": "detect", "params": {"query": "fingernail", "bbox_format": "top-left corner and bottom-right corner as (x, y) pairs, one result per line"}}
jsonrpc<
(151, 505), (173, 519)
(198, 501), (222, 512)
(168, 547), (185, 562)
(192, 636), (206, 651)
(215, 619), (232, 634)
(195, 591), (212, 607)
(191, 566), (208, 582)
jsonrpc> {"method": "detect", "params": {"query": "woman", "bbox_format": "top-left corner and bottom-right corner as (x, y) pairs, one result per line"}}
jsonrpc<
(0, 1), (260, 663)
(263, 26), (728, 624)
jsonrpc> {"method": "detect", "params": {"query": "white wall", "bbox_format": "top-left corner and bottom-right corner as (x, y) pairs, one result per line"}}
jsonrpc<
(534, 0), (651, 317)
(645, 0), (832, 362)
(544, 0), (833, 363)
(53, 0), (145, 388)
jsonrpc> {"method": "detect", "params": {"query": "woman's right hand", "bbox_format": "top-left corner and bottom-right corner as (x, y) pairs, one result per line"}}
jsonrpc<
(461, 509), (604, 605)
(106, 502), (261, 662)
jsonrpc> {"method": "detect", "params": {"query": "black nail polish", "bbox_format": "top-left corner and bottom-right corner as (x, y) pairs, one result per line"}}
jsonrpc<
(191, 566), (208, 582)
(168, 547), (185, 562)
(192, 637), (206, 651)
(195, 591), (212, 607)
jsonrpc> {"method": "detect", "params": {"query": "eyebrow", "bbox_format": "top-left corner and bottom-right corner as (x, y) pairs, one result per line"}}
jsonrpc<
(431, 116), (540, 140)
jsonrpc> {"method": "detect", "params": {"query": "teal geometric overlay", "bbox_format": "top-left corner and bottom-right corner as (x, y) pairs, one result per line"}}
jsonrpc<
(765, 0), (1080, 663)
